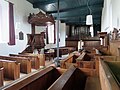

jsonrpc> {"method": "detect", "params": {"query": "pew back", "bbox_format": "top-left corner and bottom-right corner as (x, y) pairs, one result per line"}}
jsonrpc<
(0, 60), (20, 80)
(60, 54), (76, 69)
(9, 54), (39, 69)
(0, 56), (31, 74)
(48, 66), (87, 90)
(0, 67), (4, 87)
(99, 60), (120, 90)
(19, 53), (45, 68)
(76, 52), (91, 61)
(0, 66), (61, 90)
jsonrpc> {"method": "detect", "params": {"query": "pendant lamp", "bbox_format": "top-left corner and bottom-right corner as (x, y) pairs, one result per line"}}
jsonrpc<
(86, 0), (93, 25)
(86, 15), (93, 25)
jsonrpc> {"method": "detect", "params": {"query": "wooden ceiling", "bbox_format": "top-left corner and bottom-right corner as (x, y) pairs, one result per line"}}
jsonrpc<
(27, 0), (104, 25)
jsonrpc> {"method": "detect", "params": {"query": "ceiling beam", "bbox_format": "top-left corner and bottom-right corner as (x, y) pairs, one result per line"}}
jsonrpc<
(46, 3), (103, 13)
(64, 19), (101, 25)
(58, 16), (101, 21)
(52, 9), (102, 19)
(33, 0), (103, 10)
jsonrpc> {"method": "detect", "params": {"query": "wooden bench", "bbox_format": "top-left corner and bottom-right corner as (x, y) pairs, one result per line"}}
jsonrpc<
(19, 53), (45, 68)
(99, 60), (120, 90)
(0, 66), (61, 90)
(76, 52), (91, 61)
(48, 66), (87, 90)
(0, 67), (4, 87)
(60, 54), (77, 69)
(0, 60), (20, 80)
(9, 54), (39, 69)
(0, 56), (31, 74)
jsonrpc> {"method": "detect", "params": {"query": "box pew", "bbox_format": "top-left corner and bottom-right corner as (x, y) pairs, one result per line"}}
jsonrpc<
(99, 60), (120, 90)
(48, 65), (100, 90)
(0, 67), (4, 87)
(60, 54), (77, 69)
(100, 56), (120, 61)
(48, 66), (87, 90)
(76, 61), (95, 69)
(0, 56), (31, 74)
(9, 54), (39, 69)
(60, 52), (93, 69)
(76, 52), (91, 61)
(0, 60), (20, 80)
(0, 66), (61, 90)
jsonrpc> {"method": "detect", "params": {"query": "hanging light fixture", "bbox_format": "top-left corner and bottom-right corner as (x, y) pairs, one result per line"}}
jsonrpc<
(86, 0), (93, 25)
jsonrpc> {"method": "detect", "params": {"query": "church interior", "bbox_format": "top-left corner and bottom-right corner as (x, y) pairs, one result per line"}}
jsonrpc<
(0, 0), (120, 90)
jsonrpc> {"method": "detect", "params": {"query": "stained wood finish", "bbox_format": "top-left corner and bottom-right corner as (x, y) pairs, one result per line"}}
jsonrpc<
(76, 52), (91, 61)
(0, 66), (61, 90)
(19, 53), (45, 68)
(0, 67), (4, 87)
(9, 54), (39, 69)
(77, 61), (95, 69)
(82, 40), (101, 51)
(99, 60), (120, 90)
(0, 56), (31, 74)
(66, 41), (78, 50)
(0, 60), (20, 80)
(48, 66), (87, 90)
(85, 77), (101, 90)
(60, 54), (75, 69)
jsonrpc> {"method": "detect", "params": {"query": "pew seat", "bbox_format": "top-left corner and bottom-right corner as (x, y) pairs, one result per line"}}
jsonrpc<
(0, 56), (31, 74)
(0, 60), (20, 80)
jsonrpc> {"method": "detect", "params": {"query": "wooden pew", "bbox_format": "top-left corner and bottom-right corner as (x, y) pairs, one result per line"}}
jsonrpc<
(0, 60), (20, 80)
(9, 54), (39, 69)
(0, 67), (4, 87)
(19, 53), (45, 68)
(0, 66), (61, 90)
(76, 52), (91, 61)
(85, 77), (101, 90)
(0, 56), (31, 74)
(48, 66), (87, 90)
(76, 61), (95, 69)
(99, 60), (120, 90)
(60, 53), (77, 69)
